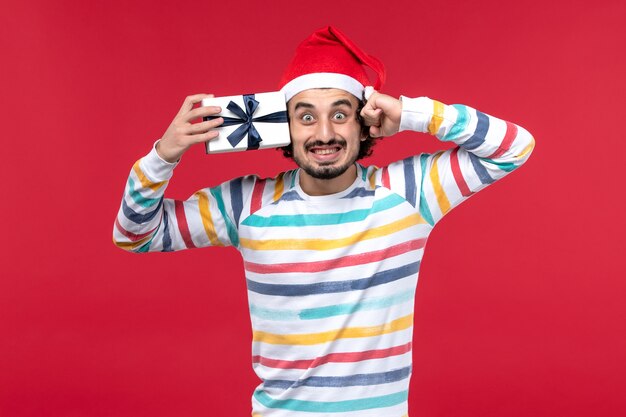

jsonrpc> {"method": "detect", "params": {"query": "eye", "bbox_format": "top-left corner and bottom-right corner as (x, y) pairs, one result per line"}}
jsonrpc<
(333, 112), (347, 120)
(301, 114), (314, 123)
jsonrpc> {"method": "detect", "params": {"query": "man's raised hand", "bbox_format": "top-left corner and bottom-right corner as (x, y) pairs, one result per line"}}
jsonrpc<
(359, 91), (402, 138)
(156, 94), (224, 163)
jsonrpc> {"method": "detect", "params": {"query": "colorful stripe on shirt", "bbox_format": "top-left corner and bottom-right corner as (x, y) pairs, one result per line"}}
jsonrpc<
(253, 313), (413, 345)
(253, 342), (412, 369)
(240, 213), (423, 251)
(246, 262), (419, 297)
(250, 289), (414, 321)
(254, 389), (408, 413)
(244, 238), (425, 274)
(263, 365), (411, 389)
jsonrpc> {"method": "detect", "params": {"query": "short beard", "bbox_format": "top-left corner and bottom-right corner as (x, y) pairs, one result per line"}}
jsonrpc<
(301, 163), (353, 180)
(294, 139), (357, 180)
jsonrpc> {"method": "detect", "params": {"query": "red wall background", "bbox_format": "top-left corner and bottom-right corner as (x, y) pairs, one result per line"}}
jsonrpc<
(1, 0), (625, 416)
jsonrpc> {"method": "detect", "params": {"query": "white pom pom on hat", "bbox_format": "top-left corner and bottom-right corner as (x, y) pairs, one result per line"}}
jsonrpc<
(279, 26), (386, 101)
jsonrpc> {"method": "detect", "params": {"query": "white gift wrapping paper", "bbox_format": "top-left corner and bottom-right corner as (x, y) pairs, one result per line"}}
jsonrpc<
(201, 92), (291, 154)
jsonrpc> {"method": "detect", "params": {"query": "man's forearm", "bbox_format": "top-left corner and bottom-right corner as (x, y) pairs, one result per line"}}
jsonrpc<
(112, 145), (176, 253)
(400, 96), (534, 166)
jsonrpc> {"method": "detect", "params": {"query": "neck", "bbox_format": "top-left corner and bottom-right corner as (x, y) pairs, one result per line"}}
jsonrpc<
(299, 164), (357, 196)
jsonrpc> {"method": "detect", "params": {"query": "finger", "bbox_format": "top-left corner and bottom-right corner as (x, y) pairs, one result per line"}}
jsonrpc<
(369, 125), (382, 138)
(176, 94), (214, 117)
(189, 129), (220, 144)
(360, 99), (376, 115)
(186, 118), (224, 134)
(361, 108), (383, 126)
(185, 105), (223, 123)
(360, 103), (382, 117)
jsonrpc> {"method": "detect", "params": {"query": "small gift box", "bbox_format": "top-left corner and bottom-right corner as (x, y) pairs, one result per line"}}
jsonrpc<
(202, 92), (291, 154)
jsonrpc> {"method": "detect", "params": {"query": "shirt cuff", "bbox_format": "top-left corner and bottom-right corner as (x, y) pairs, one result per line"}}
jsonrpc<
(399, 96), (435, 133)
(139, 140), (179, 182)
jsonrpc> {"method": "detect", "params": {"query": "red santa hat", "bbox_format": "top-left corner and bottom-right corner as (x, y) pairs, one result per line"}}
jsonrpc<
(279, 26), (386, 101)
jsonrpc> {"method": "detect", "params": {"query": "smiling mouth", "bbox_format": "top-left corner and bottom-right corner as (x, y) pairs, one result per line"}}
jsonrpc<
(306, 139), (346, 158)
(311, 147), (341, 155)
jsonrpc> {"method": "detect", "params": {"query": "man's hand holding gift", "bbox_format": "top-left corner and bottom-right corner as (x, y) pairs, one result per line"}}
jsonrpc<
(156, 94), (224, 163)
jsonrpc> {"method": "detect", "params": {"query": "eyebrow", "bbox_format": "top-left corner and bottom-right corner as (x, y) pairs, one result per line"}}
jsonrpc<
(331, 99), (353, 108)
(293, 102), (315, 111)
(293, 99), (354, 111)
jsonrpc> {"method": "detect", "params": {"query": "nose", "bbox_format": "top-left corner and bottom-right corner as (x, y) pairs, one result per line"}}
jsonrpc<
(315, 117), (335, 142)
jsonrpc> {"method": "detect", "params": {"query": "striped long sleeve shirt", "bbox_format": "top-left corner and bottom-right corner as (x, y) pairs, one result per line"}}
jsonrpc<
(113, 96), (534, 417)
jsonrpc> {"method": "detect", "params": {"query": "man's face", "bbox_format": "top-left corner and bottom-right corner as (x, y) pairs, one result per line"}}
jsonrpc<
(287, 89), (363, 180)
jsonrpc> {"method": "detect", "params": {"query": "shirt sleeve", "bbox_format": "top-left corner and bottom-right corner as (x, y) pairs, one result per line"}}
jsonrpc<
(378, 96), (535, 226)
(112, 144), (260, 253)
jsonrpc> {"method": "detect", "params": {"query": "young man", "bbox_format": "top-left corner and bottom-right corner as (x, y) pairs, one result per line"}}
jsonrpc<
(114, 26), (534, 417)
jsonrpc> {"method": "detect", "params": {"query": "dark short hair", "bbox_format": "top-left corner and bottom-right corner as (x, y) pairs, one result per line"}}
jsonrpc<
(278, 98), (380, 160)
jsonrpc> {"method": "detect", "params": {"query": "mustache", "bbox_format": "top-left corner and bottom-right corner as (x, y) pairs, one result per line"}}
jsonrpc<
(305, 139), (347, 151)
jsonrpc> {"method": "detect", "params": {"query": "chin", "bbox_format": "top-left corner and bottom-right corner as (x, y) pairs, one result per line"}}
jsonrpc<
(293, 141), (360, 180)
(304, 166), (349, 180)
(298, 158), (355, 180)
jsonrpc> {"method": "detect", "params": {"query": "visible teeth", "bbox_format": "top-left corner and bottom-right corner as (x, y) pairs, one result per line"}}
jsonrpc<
(313, 148), (338, 155)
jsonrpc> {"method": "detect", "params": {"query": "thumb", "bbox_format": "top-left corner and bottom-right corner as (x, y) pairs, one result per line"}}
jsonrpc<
(369, 125), (382, 138)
